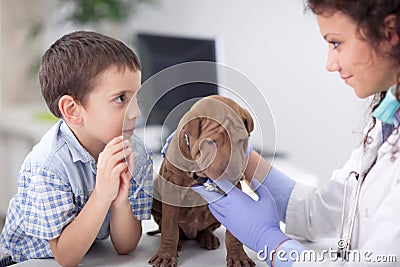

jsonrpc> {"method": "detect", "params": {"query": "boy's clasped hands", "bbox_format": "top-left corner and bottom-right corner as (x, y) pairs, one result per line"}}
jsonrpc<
(96, 136), (135, 207)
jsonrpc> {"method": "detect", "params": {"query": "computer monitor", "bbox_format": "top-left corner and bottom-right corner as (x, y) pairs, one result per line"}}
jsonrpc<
(136, 32), (219, 134)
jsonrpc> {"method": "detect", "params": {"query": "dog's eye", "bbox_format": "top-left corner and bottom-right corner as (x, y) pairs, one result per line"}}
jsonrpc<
(212, 139), (217, 146)
(209, 139), (216, 145)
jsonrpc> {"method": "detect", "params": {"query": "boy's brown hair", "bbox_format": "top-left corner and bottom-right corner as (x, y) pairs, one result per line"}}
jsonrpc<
(39, 31), (141, 118)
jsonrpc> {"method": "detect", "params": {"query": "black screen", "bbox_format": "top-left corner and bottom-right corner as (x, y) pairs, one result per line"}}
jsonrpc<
(136, 33), (219, 133)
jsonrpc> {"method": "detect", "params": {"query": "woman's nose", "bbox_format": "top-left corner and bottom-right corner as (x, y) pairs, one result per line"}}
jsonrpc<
(326, 50), (340, 72)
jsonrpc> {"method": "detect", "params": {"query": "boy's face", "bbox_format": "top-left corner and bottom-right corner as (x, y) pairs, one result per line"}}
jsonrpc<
(79, 66), (141, 152)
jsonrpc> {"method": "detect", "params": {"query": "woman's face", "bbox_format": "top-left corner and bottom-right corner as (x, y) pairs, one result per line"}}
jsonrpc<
(317, 11), (398, 98)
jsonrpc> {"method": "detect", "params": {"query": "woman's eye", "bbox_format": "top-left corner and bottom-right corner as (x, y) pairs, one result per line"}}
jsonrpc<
(329, 41), (340, 49)
(115, 95), (126, 103)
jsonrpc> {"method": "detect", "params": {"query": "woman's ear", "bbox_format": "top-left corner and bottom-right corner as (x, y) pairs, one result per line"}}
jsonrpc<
(58, 95), (82, 125)
(384, 14), (399, 46)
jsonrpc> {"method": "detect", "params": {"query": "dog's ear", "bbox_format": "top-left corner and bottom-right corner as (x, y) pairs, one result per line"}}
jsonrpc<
(212, 95), (254, 135)
(240, 108), (254, 135)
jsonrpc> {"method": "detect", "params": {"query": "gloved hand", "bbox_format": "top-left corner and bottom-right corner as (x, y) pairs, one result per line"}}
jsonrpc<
(192, 179), (290, 266)
(164, 130), (294, 222)
(261, 167), (295, 222)
(161, 130), (176, 157)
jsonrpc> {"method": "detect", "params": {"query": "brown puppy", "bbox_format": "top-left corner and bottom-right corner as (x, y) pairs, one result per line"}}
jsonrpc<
(148, 95), (256, 267)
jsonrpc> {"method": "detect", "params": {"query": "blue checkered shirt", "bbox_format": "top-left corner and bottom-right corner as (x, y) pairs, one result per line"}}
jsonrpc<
(0, 120), (153, 262)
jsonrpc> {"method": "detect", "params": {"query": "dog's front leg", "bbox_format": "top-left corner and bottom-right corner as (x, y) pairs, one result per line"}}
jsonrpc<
(149, 202), (180, 267)
(225, 230), (256, 267)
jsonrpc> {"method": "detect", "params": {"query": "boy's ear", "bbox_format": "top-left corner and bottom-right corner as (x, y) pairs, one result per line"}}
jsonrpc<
(384, 14), (399, 46)
(58, 95), (82, 125)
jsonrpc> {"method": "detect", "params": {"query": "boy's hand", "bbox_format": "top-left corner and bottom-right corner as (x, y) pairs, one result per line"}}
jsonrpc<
(95, 136), (132, 204)
(112, 146), (135, 208)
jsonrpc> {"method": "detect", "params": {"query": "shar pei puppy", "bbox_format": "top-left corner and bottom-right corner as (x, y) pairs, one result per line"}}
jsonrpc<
(148, 95), (256, 267)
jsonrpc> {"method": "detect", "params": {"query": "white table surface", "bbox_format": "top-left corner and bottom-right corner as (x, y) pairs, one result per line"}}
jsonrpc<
(13, 218), (262, 267)
(13, 217), (336, 267)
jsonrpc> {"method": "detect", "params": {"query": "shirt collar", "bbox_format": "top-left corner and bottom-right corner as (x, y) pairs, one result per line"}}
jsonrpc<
(59, 120), (95, 164)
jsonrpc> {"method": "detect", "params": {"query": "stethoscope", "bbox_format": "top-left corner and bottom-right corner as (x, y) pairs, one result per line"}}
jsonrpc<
(337, 122), (395, 260)
(337, 170), (366, 261)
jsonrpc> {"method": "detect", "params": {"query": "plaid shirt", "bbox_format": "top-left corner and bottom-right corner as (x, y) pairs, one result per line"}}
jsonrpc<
(0, 120), (153, 262)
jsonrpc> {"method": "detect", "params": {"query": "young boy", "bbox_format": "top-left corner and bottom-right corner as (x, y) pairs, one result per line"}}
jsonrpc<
(0, 31), (153, 266)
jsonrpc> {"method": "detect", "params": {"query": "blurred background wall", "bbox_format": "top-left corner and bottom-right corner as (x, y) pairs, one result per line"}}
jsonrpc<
(0, 0), (369, 216)
(1, 0), (53, 104)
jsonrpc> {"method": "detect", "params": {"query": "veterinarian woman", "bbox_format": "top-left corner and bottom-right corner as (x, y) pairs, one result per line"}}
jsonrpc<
(192, 0), (400, 266)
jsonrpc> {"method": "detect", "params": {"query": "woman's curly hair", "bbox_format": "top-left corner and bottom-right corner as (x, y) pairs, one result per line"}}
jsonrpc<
(305, 0), (400, 147)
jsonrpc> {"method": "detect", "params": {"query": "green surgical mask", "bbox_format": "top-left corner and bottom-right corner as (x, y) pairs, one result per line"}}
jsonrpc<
(372, 85), (400, 125)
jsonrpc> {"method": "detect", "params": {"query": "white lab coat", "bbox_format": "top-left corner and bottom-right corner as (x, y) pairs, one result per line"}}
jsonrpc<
(285, 121), (400, 266)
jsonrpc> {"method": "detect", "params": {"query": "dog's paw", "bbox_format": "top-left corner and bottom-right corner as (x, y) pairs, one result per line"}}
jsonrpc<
(196, 230), (220, 250)
(148, 252), (178, 267)
(226, 253), (256, 267)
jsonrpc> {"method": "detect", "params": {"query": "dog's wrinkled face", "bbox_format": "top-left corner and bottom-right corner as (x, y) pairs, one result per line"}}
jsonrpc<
(184, 118), (233, 180)
(168, 95), (254, 185)
(180, 118), (238, 182)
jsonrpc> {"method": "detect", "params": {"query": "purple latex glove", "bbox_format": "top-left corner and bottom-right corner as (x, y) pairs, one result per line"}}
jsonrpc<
(192, 179), (290, 266)
(161, 130), (176, 157)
